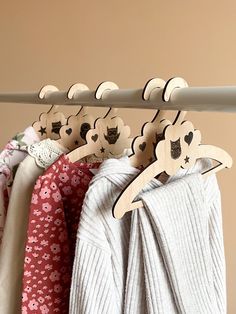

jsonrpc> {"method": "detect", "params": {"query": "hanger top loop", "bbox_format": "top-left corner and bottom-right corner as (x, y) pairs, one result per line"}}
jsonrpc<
(95, 81), (119, 100)
(38, 85), (59, 100)
(67, 83), (89, 100)
(162, 77), (188, 102)
(142, 78), (166, 100)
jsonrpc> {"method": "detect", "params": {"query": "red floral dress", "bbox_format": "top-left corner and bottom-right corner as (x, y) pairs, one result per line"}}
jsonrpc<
(21, 155), (100, 314)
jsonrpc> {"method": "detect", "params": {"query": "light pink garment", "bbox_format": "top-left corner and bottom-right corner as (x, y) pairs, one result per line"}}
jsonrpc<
(0, 127), (39, 241)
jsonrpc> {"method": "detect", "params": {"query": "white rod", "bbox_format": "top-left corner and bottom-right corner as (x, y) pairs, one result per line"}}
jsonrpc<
(0, 86), (236, 112)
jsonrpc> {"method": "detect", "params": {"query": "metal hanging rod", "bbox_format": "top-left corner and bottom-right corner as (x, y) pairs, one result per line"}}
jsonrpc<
(1, 85), (236, 112)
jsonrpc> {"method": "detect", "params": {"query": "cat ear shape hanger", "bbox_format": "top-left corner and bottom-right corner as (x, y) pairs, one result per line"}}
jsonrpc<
(33, 85), (66, 140)
(113, 77), (233, 219)
(59, 83), (95, 151)
(130, 77), (173, 169)
(67, 81), (132, 162)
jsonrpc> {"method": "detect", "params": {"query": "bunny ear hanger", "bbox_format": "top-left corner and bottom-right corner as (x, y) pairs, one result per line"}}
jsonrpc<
(33, 85), (66, 140)
(67, 83), (90, 116)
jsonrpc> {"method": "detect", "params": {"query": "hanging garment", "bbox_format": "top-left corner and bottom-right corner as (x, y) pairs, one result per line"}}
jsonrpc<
(0, 139), (67, 314)
(0, 126), (39, 242)
(21, 155), (100, 314)
(126, 173), (225, 314)
(69, 156), (225, 314)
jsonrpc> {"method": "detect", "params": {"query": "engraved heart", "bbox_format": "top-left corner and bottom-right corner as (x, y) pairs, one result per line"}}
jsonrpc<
(184, 132), (193, 146)
(139, 142), (146, 152)
(66, 128), (72, 135)
(91, 134), (98, 142)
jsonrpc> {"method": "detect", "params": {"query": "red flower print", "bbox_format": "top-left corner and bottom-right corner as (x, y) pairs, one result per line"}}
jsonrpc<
(58, 172), (69, 183)
(62, 186), (72, 195)
(38, 296), (44, 303)
(54, 219), (62, 226)
(42, 202), (52, 213)
(39, 186), (51, 199)
(71, 175), (80, 187)
(22, 292), (28, 302)
(45, 215), (53, 222)
(34, 180), (41, 189)
(24, 257), (31, 264)
(52, 191), (62, 202)
(42, 253), (50, 260)
(31, 194), (38, 204)
(40, 304), (50, 314)
(62, 164), (69, 171)
(49, 270), (60, 282)
(22, 306), (27, 314)
(50, 182), (57, 190)
(25, 245), (32, 253)
(28, 299), (39, 310)
(50, 243), (61, 254)
(40, 240), (48, 246)
(54, 284), (62, 293)
(28, 237), (38, 243)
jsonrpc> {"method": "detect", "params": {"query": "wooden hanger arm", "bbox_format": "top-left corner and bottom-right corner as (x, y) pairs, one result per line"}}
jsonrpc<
(67, 144), (91, 162)
(112, 160), (165, 219)
(196, 144), (233, 177)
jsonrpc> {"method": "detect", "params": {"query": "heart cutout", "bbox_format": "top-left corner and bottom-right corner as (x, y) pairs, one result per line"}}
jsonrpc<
(139, 142), (146, 152)
(184, 132), (193, 146)
(66, 128), (72, 135)
(91, 134), (98, 142)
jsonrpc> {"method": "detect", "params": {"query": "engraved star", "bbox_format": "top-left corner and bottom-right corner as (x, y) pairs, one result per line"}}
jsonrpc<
(100, 147), (105, 153)
(38, 126), (47, 136)
(184, 155), (190, 163)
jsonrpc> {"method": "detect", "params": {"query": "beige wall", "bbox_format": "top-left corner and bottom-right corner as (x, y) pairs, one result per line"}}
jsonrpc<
(0, 0), (235, 312)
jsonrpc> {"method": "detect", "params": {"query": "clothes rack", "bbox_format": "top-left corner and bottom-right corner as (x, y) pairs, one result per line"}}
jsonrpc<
(1, 85), (236, 112)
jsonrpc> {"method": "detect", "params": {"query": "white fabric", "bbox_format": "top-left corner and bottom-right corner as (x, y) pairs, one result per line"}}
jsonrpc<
(127, 173), (225, 314)
(0, 139), (68, 314)
(70, 157), (225, 314)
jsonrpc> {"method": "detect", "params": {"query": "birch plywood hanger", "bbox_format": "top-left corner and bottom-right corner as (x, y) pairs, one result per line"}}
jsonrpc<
(113, 77), (233, 219)
(59, 83), (95, 151)
(32, 85), (66, 140)
(130, 78), (172, 168)
(67, 81), (132, 162)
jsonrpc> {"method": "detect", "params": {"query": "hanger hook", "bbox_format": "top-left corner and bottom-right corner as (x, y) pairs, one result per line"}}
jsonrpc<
(67, 83), (89, 100)
(162, 77), (188, 124)
(38, 85), (59, 100)
(95, 81), (119, 117)
(38, 85), (60, 113)
(162, 77), (188, 102)
(142, 77), (166, 100)
(95, 81), (119, 100)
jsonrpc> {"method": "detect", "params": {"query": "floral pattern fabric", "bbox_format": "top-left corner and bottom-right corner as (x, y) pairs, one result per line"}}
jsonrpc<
(0, 127), (39, 243)
(22, 155), (100, 314)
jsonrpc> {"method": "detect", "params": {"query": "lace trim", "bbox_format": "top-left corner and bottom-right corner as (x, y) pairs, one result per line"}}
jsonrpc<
(27, 139), (67, 169)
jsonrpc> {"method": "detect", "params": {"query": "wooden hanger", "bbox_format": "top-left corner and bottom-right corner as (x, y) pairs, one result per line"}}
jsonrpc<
(112, 77), (233, 219)
(58, 83), (95, 151)
(130, 78), (172, 168)
(67, 81), (132, 162)
(32, 85), (66, 140)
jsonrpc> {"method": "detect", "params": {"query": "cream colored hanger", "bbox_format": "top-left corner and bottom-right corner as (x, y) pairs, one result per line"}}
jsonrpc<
(112, 77), (233, 219)
(59, 83), (95, 151)
(130, 78), (172, 168)
(32, 85), (66, 140)
(67, 81), (132, 162)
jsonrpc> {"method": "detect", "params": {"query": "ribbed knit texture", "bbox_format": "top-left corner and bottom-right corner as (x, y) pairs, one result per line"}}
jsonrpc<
(70, 157), (226, 314)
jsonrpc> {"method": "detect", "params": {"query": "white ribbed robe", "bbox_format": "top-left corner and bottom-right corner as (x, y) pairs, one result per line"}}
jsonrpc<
(70, 157), (226, 314)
